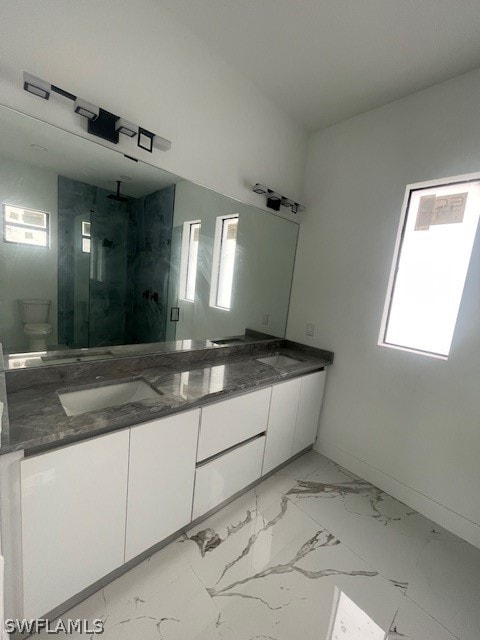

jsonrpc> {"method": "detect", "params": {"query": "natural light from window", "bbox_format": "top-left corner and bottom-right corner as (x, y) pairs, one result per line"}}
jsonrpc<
(210, 214), (238, 310)
(380, 177), (480, 358)
(179, 220), (201, 302)
(81, 220), (91, 253)
(327, 589), (385, 640)
(3, 204), (49, 247)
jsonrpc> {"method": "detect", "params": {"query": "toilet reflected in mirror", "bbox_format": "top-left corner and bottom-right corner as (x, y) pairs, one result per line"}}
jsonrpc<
(18, 299), (52, 351)
(0, 104), (298, 361)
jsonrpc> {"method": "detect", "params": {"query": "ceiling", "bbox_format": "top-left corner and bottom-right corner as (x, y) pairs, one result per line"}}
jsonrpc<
(161, 0), (480, 131)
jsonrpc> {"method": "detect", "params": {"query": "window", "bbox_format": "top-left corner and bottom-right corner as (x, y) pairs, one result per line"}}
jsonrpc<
(210, 214), (238, 310)
(81, 220), (91, 253)
(179, 220), (201, 302)
(3, 204), (49, 247)
(380, 176), (480, 358)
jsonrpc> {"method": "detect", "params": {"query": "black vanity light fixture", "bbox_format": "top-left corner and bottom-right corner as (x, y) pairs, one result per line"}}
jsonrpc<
(22, 71), (172, 153)
(137, 127), (155, 152)
(23, 72), (51, 100)
(115, 118), (137, 138)
(73, 98), (99, 120)
(252, 183), (305, 214)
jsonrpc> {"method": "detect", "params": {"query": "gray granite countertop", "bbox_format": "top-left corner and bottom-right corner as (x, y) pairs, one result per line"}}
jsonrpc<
(1, 342), (333, 455)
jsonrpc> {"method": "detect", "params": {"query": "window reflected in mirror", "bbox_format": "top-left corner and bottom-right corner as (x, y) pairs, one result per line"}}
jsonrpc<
(179, 220), (201, 302)
(210, 214), (238, 310)
(0, 104), (299, 364)
(3, 204), (49, 247)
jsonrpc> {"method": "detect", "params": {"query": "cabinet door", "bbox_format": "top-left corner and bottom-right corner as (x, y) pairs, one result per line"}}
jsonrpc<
(21, 430), (130, 619)
(198, 387), (271, 462)
(192, 436), (265, 520)
(292, 371), (326, 455)
(262, 378), (301, 475)
(125, 410), (200, 561)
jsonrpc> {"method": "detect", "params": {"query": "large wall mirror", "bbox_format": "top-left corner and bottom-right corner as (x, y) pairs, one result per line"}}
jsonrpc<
(0, 105), (298, 365)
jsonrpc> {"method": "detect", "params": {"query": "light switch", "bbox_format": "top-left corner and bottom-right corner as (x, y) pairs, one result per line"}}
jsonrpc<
(306, 323), (315, 336)
(262, 313), (270, 326)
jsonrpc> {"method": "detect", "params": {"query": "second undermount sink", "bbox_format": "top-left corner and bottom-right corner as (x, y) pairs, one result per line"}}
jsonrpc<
(257, 354), (303, 368)
(58, 380), (162, 416)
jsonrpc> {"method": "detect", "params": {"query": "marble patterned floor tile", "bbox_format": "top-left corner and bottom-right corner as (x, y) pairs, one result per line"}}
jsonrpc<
(181, 483), (320, 593)
(36, 536), (223, 640)
(273, 449), (330, 480)
(284, 452), (450, 588)
(405, 536), (480, 640)
(388, 596), (458, 640)
(206, 520), (403, 640)
(32, 450), (480, 640)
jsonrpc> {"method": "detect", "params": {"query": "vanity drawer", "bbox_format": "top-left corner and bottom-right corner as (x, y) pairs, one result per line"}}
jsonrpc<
(197, 387), (271, 462)
(192, 435), (265, 520)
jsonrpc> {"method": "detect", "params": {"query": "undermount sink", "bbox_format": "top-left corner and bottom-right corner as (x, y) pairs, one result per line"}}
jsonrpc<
(257, 354), (303, 368)
(58, 380), (162, 416)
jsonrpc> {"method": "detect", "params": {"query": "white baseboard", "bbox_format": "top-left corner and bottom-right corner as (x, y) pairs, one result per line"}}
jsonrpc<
(315, 436), (480, 550)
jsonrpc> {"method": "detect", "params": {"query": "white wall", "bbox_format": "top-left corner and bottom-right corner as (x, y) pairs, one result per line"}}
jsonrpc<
(0, 0), (307, 212)
(287, 68), (480, 548)
(0, 159), (58, 352)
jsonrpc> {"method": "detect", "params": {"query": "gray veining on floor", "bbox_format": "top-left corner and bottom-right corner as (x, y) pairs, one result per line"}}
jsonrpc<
(1, 341), (333, 454)
(34, 451), (480, 640)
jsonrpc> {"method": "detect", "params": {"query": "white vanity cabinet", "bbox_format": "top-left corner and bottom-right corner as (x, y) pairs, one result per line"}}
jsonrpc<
(192, 435), (265, 520)
(262, 377), (302, 474)
(192, 387), (271, 519)
(20, 430), (130, 619)
(263, 370), (326, 473)
(11, 366), (327, 621)
(125, 409), (200, 561)
(292, 371), (326, 454)
(197, 387), (271, 461)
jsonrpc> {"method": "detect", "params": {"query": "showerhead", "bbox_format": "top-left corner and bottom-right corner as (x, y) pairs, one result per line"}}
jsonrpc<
(107, 180), (130, 203)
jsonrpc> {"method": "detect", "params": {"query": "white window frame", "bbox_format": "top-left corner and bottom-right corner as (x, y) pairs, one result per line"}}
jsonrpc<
(2, 203), (50, 248)
(81, 220), (91, 254)
(209, 214), (239, 311)
(179, 219), (201, 302)
(379, 172), (480, 360)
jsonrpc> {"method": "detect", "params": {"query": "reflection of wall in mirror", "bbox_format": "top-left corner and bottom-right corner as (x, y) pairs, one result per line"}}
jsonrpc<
(169, 180), (298, 340)
(0, 158), (58, 352)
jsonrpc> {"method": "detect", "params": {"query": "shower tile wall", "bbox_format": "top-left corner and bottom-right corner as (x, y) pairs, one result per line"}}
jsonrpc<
(57, 176), (96, 348)
(88, 187), (130, 348)
(126, 186), (175, 344)
(57, 176), (174, 349)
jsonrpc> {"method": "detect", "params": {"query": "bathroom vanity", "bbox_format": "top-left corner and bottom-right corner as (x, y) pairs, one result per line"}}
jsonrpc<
(0, 337), (332, 621)
(0, 101), (333, 627)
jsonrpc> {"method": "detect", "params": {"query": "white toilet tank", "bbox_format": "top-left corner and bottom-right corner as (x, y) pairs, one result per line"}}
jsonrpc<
(18, 299), (51, 323)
